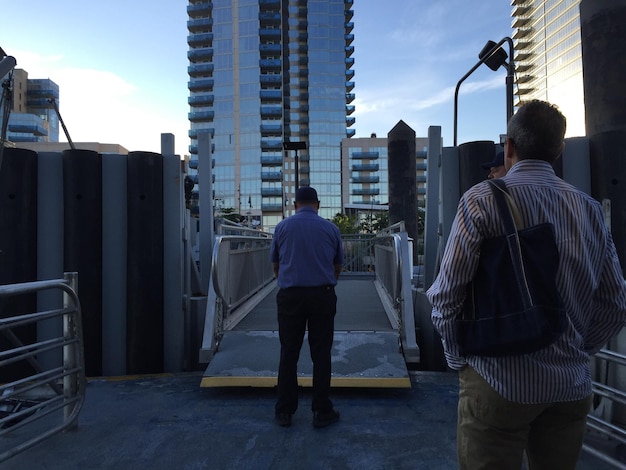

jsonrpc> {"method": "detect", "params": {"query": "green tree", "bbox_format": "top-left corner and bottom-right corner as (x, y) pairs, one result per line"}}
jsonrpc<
(331, 212), (358, 234)
(220, 207), (244, 224)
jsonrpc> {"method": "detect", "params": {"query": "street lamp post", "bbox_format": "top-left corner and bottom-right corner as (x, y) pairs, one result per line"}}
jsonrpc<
(453, 37), (514, 147)
(283, 141), (307, 191)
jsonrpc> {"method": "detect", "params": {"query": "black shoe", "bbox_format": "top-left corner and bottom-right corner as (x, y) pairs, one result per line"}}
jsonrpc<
(275, 412), (292, 427)
(312, 409), (340, 428)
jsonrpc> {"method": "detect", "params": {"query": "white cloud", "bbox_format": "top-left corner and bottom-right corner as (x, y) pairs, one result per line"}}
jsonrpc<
(8, 49), (189, 155)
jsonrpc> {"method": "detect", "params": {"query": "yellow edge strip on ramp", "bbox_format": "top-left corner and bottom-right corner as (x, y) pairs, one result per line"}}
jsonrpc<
(200, 376), (411, 389)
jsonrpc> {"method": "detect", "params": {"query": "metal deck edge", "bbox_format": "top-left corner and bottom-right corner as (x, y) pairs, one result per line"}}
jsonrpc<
(200, 376), (412, 389)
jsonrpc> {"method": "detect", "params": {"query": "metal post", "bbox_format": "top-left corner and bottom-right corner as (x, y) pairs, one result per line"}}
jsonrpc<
(63, 272), (78, 430)
(294, 149), (299, 190)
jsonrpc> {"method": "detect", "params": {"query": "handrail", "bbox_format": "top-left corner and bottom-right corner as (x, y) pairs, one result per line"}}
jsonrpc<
(0, 273), (86, 464)
(583, 348), (626, 468)
(373, 230), (419, 364)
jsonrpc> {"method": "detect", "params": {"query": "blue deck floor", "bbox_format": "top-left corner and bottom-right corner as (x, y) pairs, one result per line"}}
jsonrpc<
(4, 372), (614, 470)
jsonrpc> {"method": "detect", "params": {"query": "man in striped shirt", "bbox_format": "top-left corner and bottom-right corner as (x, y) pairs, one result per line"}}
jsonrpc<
(427, 100), (626, 469)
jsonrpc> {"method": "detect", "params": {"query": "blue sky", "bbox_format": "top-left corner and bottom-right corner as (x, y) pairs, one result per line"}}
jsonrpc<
(2, 1), (513, 157)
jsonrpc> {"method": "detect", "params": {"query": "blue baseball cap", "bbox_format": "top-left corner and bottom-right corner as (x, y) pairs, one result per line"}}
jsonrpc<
(481, 151), (504, 169)
(295, 186), (319, 202)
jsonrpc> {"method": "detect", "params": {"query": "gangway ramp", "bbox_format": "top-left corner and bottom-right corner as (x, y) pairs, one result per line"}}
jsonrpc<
(201, 277), (411, 388)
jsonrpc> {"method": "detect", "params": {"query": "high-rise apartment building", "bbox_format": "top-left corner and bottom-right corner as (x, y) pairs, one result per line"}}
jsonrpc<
(1, 69), (60, 144)
(512, 0), (585, 136)
(187, 0), (355, 228)
(340, 133), (428, 210)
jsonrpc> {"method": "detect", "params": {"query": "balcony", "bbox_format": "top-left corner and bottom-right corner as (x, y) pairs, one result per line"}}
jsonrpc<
(260, 74), (282, 85)
(188, 94), (214, 106)
(352, 188), (380, 196)
(188, 78), (214, 91)
(260, 58), (281, 70)
(188, 128), (215, 139)
(346, 81), (354, 91)
(352, 176), (380, 184)
(512, 5), (530, 16)
(346, 69), (355, 80)
(260, 28), (281, 39)
(416, 162), (427, 171)
(513, 27), (532, 40)
(345, 34), (354, 45)
(261, 106), (282, 118)
(512, 16), (530, 28)
(346, 128), (356, 138)
(345, 22), (354, 33)
(187, 47), (214, 62)
(187, 18), (213, 32)
(345, 45), (354, 56)
(261, 188), (283, 197)
(261, 139), (283, 151)
(259, 0), (280, 9)
(345, 9), (354, 21)
(260, 89), (282, 101)
(346, 117), (355, 127)
(188, 111), (215, 122)
(188, 63), (214, 76)
(345, 57), (355, 67)
(352, 164), (379, 172)
(261, 204), (283, 212)
(259, 12), (280, 24)
(352, 151), (379, 159)
(8, 124), (48, 136)
(261, 171), (282, 181)
(299, 165), (310, 174)
(261, 155), (283, 166)
(261, 124), (282, 136)
(187, 32), (213, 47)
(187, 3), (212, 17)
(260, 43), (281, 54)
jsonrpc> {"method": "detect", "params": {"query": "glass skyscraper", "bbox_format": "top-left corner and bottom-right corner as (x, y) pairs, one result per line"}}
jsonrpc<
(512, 0), (585, 136)
(187, 0), (355, 228)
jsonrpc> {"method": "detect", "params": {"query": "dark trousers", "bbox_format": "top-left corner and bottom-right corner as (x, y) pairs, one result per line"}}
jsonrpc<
(275, 285), (336, 414)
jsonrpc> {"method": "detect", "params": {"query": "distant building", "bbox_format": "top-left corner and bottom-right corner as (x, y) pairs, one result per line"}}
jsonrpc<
(340, 127), (428, 220)
(186, 0), (356, 229)
(2, 69), (61, 144)
(512, 0), (585, 136)
(16, 142), (129, 155)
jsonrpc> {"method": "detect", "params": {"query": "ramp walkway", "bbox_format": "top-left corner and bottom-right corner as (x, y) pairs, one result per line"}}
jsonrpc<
(200, 226), (419, 389)
(201, 278), (410, 388)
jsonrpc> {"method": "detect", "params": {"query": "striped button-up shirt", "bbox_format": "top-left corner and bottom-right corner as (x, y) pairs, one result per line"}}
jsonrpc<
(427, 160), (626, 404)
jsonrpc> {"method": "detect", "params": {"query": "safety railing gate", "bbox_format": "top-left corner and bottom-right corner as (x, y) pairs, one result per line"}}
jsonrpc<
(0, 273), (85, 463)
(584, 348), (626, 468)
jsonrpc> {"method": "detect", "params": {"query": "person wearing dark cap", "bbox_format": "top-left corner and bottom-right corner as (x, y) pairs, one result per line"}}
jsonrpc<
(270, 186), (344, 428)
(481, 150), (506, 179)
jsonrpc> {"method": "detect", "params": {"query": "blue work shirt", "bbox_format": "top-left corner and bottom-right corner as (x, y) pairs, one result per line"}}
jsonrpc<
(270, 206), (344, 288)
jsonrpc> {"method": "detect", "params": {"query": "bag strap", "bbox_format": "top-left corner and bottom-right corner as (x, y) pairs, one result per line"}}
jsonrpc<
(487, 179), (533, 307)
(488, 179), (523, 231)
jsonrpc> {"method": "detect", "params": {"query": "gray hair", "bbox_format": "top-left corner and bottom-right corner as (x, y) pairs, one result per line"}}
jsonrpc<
(506, 100), (566, 163)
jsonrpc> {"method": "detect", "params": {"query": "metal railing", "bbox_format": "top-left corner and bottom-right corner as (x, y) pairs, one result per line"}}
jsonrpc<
(373, 223), (420, 364)
(200, 229), (274, 363)
(583, 348), (626, 468)
(0, 273), (85, 464)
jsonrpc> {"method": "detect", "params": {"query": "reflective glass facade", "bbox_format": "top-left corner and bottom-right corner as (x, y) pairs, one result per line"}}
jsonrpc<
(512, 0), (585, 136)
(2, 70), (60, 143)
(187, 0), (355, 229)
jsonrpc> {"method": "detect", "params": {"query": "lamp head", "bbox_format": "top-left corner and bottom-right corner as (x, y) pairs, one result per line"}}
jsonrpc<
(479, 40), (508, 72)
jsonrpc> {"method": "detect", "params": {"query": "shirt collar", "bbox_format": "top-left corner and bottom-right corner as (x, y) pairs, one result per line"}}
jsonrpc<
(507, 159), (556, 176)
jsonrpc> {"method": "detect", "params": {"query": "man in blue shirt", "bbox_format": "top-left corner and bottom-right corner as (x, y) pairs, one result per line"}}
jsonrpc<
(270, 186), (344, 428)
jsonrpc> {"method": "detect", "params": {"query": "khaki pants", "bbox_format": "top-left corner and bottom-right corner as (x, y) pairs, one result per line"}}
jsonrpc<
(457, 366), (592, 470)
